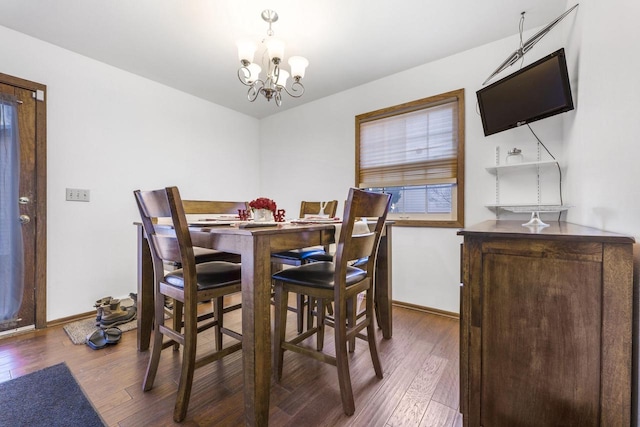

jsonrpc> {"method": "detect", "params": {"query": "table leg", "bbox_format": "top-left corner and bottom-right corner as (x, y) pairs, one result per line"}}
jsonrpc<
(375, 226), (393, 339)
(241, 235), (272, 426)
(136, 225), (154, 351)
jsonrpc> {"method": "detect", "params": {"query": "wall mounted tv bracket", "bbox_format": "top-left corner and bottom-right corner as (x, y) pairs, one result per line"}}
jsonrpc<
(482, 3), (579, 86)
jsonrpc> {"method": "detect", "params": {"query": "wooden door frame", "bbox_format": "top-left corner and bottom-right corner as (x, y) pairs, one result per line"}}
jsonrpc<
(0, 72), (47, 329)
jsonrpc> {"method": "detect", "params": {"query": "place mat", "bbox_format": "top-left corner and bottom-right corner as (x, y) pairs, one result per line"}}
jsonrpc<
(188, 221), (235, 226)
(238, 221), (279, 228)
(291, 218), (341, 224)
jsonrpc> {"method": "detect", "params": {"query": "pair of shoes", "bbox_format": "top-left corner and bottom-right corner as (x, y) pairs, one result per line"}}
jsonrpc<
(95, 296), (112, 305)
(86, 327), (122, 350)
(93, 296), (113, 324)
(99, 305), (136, 328)
(96, 298), (122, 325)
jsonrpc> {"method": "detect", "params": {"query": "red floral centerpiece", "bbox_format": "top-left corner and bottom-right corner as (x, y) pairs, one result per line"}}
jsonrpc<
(249, 197), (277, 222)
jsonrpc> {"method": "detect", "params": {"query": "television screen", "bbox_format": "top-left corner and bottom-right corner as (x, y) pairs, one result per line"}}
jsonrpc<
(477, 48), (574, 137)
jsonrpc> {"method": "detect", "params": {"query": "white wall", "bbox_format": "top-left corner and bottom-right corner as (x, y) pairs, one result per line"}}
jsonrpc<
(563, 0), (640, 236)
(561, 1), (640, 418)
(0, 26), (261, 321)
(259, 25), (567, 314)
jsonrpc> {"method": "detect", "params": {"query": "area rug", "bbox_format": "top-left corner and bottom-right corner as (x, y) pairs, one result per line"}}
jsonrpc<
(0, 363), (105, 426)
(63, 315), (137, 345)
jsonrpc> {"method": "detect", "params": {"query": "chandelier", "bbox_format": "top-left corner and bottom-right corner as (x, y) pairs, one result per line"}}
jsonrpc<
(236, 9), (309, 106)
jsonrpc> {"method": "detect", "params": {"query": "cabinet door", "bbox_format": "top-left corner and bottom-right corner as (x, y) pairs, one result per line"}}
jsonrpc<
(479, 240), (602, 427)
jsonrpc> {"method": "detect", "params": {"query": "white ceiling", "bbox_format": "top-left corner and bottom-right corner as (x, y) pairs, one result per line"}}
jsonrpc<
(0, 0), (569, 119)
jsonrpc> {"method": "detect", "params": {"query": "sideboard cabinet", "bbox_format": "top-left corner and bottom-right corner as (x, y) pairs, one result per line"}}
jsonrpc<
(458, 221), (634, 427)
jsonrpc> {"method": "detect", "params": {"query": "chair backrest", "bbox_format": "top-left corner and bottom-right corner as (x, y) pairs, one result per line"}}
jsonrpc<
(134, 187), (198, 295)
(333, 189), (391, 292)
(182, 200), (248, 215)
(299, 200), (338, 218)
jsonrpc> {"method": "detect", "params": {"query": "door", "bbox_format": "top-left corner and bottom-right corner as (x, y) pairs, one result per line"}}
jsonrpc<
(0, 73), (46, 331)
(475, 239), (602, 427)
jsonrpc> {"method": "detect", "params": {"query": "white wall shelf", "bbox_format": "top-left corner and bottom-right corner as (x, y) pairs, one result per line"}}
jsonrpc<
(485, 160), (558, 175)
(485, 204), (571, 212)
(487, 145), (566, 220)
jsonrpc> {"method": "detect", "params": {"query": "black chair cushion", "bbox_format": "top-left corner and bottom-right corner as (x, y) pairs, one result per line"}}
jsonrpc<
(305, 252), (334, 262)
(172, 247), (241, 267)
(165, 261), (241, 290)
(272, 261), (367, 290)
(272, 247), (326, 261)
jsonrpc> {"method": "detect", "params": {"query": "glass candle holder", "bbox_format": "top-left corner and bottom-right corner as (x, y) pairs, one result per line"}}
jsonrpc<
(506, 148), (523, 164)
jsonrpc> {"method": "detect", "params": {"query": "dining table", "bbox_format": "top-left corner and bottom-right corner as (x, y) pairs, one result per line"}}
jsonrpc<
(134, 220), (393, 426)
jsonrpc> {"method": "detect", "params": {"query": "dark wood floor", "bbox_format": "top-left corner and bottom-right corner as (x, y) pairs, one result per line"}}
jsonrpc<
(0, 300), (461, 427)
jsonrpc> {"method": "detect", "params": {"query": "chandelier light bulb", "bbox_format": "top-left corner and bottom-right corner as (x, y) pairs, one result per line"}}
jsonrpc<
(236, 38), (257, 65)
(265, 37), (285, 63)
(246, 63), (262, 83)
(276, 69), (289, 87)
(288, 56), (309, 79)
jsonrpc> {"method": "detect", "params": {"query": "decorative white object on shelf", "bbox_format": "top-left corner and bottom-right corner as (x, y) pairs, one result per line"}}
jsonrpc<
(506, 148), (523, 164)
(488, 204), (572, 227)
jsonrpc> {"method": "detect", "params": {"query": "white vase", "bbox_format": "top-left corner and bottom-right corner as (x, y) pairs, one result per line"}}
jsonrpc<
(253, 209), (273, 222)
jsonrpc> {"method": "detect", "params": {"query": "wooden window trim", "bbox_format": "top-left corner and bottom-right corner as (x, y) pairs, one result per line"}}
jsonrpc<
(355, 89), (465, 228)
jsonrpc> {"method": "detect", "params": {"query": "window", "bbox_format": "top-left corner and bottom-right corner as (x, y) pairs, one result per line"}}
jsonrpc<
(356, 89), (464, 227)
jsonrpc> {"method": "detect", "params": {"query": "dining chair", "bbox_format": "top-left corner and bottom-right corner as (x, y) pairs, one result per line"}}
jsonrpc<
(272, 188), (391, 415)
(271, 200), (339, 264)
(134, 187), (243, 422)
(177, 199), (248, 265)
(162, 200), (246, 322)
(271, 200), (339, 332)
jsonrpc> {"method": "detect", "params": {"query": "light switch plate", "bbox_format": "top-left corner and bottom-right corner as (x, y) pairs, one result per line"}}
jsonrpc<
(66, 188), (90, 202)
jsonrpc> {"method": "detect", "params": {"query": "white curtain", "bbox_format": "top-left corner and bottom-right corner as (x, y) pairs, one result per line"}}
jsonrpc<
(0, 93), (24, 323)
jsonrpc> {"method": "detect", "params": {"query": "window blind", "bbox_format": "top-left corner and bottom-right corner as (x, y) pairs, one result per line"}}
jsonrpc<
(358, 98), (458, 188)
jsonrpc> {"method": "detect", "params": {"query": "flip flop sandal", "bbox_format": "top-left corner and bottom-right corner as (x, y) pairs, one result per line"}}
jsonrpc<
(104, 327), (122, 345)
(86, 329), (108, 350)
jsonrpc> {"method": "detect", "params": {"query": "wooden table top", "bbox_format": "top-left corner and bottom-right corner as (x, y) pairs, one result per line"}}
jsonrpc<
(458, 220), (635, 243)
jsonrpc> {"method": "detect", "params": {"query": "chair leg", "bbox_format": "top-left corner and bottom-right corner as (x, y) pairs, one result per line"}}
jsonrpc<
(326, 300), (334, 316)
(334, 302), (356, 416)
(347, 297), (356, 353)
(307, 296), (316, 331)
(296, 294), (305, 333)
(172, 300), (183, 351)
(316, 298), (326, 351)
(143, 291), (167, 392)
(273, 283), (289, 381)
(214, 297), (224, 351)
(173, 300), (197, 423)
(365, 289), (383, 379)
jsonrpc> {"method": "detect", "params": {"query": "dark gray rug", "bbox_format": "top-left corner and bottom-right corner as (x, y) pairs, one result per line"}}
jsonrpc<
(0, 363), (105, 426)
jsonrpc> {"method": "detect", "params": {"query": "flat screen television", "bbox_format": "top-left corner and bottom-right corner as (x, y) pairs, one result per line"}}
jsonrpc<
(477, 48), (574, 137)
